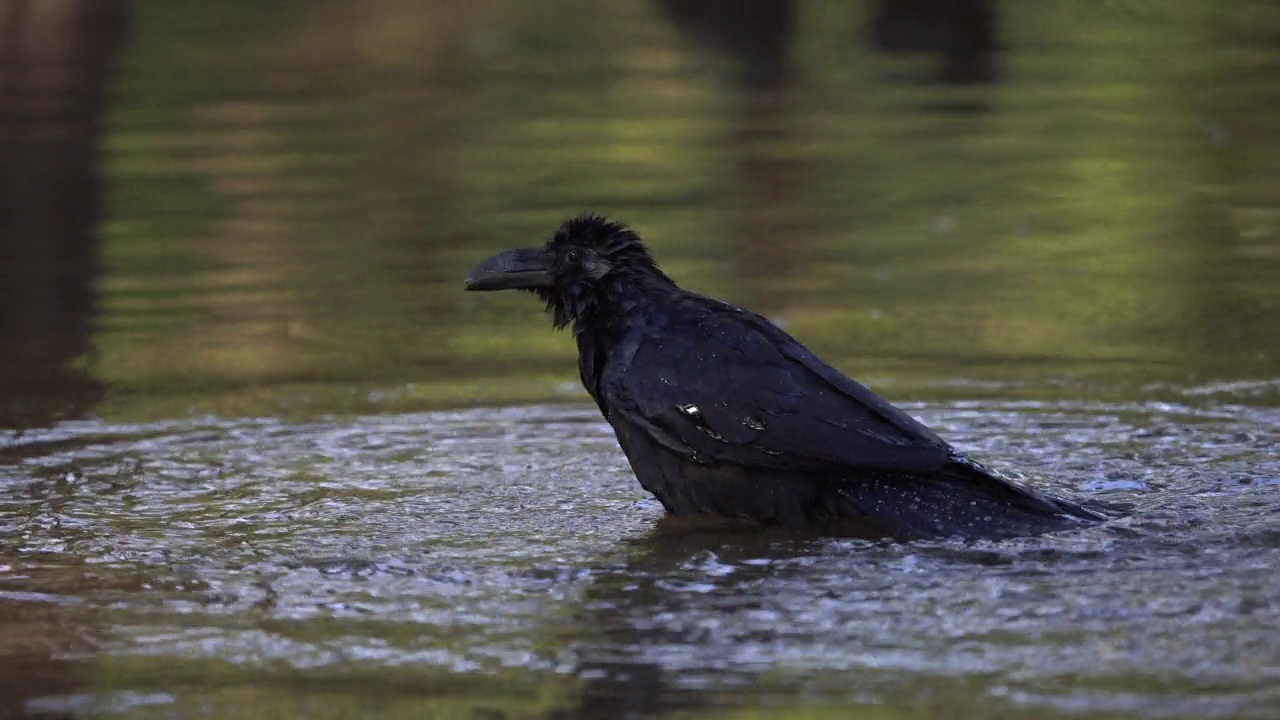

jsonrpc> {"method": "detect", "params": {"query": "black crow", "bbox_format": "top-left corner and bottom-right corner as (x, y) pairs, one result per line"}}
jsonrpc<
(464, 214), (1108, 540)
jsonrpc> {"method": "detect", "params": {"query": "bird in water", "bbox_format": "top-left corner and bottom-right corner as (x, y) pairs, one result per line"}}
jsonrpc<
(464, 214), (1109, 541)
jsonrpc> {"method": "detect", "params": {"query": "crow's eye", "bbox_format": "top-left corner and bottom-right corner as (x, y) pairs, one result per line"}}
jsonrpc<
(566, 248), (583, 263)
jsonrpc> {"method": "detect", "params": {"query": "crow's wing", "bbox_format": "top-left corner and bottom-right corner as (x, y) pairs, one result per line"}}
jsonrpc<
(601, 302), (952, 473)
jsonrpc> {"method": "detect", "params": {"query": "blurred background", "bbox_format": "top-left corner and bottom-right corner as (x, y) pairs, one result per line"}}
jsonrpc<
(3, 0), (1278, 428)
(2, 1), (1279, 719)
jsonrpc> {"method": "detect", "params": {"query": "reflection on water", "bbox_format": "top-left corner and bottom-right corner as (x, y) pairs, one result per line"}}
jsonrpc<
(75, 0), (1280, 422)
(1, 0), (1279, 717)
(0, 0), (126, 430)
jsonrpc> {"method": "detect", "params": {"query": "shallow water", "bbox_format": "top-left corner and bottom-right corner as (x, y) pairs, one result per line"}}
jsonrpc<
(3, 397), (1278, 718)
(3, 0), (1280, 718)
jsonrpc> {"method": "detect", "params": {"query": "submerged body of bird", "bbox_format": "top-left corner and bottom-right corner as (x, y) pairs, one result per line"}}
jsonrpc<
(464, 214), (1109, 541)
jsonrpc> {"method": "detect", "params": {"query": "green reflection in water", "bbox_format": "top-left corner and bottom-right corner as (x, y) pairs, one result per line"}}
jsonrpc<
(96, 0), (1280, 423)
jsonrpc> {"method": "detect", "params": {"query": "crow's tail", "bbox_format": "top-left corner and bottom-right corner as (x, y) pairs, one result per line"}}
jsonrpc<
(836, 456), (1113, 541)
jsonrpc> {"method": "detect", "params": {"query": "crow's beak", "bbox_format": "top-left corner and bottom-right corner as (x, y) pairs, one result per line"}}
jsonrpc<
(464, 247), (553, 291)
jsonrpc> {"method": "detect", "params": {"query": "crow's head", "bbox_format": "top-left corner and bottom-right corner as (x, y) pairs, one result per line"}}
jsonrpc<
(464, 214), (672, 330)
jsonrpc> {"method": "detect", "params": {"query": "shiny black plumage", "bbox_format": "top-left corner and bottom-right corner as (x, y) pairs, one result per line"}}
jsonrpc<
(464, 214), (1107, 541)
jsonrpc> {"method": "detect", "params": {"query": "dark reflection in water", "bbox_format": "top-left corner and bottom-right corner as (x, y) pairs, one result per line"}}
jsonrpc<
(1, 0), (1279, 718)
(654, 0), (794, 90)
(866, 0), (1000, 84)
(0, 0), (126, 430)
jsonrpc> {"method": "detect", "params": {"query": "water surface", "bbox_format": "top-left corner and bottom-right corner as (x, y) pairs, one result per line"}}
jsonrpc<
(4, 399), (1278, 718)
(2, 1), (1279, 718)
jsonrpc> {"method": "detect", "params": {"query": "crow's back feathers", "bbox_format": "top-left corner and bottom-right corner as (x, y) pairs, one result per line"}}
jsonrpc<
(601, 296), (950, 474)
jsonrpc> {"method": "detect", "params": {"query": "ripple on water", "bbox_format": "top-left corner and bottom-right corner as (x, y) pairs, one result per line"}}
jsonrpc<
(1, 400), (1278, 718)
